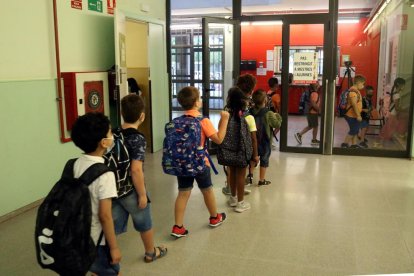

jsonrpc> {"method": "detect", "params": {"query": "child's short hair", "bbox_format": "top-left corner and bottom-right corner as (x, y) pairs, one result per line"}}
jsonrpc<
(309, 83), (319, 92)
(365, 85), (374, 91)
(236, 74), (257, 95)
(268, 77), (278, 88)
(252, 89), (267, 106)
(354, 75), (366, 84)
(177, 86), (200, 110)
(121, 94), (145, 123)
(71, 112), (111, 154)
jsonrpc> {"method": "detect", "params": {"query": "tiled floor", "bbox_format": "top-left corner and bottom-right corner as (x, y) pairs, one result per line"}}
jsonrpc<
(1, 151), (414, 275)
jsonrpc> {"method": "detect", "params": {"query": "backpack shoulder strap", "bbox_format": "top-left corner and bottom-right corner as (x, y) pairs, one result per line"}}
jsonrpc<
(61, 158), (77, 179)
(79, 163), (111, 186)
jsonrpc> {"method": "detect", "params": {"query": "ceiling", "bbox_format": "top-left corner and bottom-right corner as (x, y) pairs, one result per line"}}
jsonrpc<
(171, 0), (380, 16)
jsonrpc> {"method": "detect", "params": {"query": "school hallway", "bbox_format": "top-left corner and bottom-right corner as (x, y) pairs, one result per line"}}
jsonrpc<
(1, 150), (414, 275)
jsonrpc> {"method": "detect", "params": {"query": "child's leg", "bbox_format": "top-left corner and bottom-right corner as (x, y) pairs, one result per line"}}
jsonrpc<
(300, 126), (312, 136)
(174, 190), (191, 226)
(260, 167), (267, 181)
(312, 127), (318, 140)
(236, 167), (247, 202)
(201, 187), (217, 217)
(229, 166), (237, 197)
(140, 228), (155, 253)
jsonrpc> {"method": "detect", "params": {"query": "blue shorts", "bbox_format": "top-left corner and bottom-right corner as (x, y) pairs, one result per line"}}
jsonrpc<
(344, 115), (361, 136)
(112, 191), (153, 234)
(89, 246), (120, 276)
(177, 167), (212, 191)
(258, 141), (271, 167)
(360, 119), (369, 128)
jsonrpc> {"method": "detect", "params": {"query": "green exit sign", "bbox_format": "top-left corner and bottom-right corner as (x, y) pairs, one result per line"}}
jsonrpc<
(88, 0), (102, 12)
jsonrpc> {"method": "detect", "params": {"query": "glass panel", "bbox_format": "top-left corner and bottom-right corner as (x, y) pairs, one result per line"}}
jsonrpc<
(240, 22), (282, 146)
(287, 24), (324, 149)
(334, 0), (413, 152)
(242, 0), (329, 16)
(206, 22), (234, 129)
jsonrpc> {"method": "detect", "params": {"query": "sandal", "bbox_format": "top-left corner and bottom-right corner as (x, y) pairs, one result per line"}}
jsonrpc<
(144, 245), (168, 263)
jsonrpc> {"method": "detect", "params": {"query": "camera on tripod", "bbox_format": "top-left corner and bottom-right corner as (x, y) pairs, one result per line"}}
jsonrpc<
(344, 60), (353, 68)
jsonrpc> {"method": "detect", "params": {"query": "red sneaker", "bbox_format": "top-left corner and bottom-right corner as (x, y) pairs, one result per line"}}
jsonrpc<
(209, 213), (227, 227)
(171, 225), (188, 238)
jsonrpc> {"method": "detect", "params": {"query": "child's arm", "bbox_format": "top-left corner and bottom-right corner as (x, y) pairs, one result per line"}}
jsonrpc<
(350, 94), (362, 121)
(130, 159), (147, 209)
(251, 131), (259, 164)
(208, 111), (229, 145)
(99, 198), (121, 264)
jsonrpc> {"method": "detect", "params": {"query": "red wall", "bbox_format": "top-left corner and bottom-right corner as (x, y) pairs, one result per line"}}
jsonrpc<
(240, 18), (379, 105)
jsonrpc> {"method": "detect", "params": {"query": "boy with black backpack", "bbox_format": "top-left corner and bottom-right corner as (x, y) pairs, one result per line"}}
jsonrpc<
(249, 89), (282, 185)
(163, 86), (229, 238)
(109, 94), (167, 262)
(36, 112), (121, 275)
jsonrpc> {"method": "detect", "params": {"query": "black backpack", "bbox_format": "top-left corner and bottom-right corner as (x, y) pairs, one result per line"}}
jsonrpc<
(252, 108), (270, 144)
(104, 127), (133, 199)
(217, 114), (253, 168)
(35, 158), (110, 275)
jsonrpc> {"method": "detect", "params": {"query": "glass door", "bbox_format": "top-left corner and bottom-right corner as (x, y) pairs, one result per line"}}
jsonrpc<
(202, 17), (240, 152)
(280, 19), (334, 154)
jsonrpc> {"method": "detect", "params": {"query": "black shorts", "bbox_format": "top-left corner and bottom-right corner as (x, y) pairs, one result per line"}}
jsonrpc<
(307, 113), (319, 128)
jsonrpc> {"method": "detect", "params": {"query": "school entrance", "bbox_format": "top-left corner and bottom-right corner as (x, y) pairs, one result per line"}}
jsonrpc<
(169, 0), (414, 158)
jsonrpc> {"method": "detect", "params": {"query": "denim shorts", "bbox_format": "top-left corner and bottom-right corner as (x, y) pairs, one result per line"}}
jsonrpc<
(360, 119), (369, 128)
(344, 115), (361, 135)
(258, 141), (271, 167)
(89, 246), (120, 276)
(177, 167), (212, 191)
(112, 191), (153, 234)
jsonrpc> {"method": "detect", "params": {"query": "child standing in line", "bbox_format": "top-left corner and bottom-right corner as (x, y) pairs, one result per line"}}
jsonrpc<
(171, 86), (230, 238)
(71, 112), (121, 275)
(224, 87), (255, 213)
(250, 89), (282, 185)
(358, 85), (374, 148)
(112, 94), (167, 262)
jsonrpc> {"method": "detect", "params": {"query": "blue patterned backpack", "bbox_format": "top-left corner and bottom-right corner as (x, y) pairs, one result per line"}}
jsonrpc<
(162, 115), (217, 176)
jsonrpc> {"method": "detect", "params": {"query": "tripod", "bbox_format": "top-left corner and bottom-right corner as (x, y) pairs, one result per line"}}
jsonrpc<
(339, 65), (355, 89)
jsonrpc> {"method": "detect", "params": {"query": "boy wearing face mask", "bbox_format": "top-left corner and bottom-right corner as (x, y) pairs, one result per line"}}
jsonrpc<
(111, 94), (167, 263)
(358, 85), (374, 148)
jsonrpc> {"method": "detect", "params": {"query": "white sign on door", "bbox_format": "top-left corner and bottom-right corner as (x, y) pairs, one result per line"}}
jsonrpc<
(293, 52), (318, 84)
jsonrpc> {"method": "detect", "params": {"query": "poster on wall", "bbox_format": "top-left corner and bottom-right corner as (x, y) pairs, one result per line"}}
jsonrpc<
(71, 0), (82, 10)
(292, 52), (318, 84)
(88, 0), (103, 13)
(107, 0), (116, 15)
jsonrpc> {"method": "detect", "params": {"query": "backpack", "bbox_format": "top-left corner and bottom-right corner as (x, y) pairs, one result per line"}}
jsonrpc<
(298, 90), (310, 115)
(103, 127), (132, 199)
(337, 89), (350, 117)
(252, 108), (270, 144)
(162, 115), (216, 176)
(217, 114), (253, 168)
(35, 158), (110, 275)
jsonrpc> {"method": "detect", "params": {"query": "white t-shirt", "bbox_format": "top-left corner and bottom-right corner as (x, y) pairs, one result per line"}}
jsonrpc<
(73, 154), (117, 245)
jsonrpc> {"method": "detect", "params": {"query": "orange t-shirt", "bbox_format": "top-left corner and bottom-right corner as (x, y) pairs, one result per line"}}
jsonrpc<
(268, 89), (281, 113)
(345, 89), (362, 118)
(184, 109), (217, 166)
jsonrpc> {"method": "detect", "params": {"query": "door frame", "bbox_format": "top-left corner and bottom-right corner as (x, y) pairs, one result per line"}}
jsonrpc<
(202, 17), (241, 118)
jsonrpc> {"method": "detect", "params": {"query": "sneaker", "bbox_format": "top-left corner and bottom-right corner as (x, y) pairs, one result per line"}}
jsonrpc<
(258, 179), (271, 186)
(311, 139), (320, 145)
(171, 225), (188, 238)
(228, 196), (237, 207)
(294, 133), (302, 144)
(209, 213), (227, 227)
(349, 144), (361, 149)
(245, 174), (253, 186)
(359, 141), (368, 148)
(244, 188), (251, 195)
(341, 143), (349, 148)
(235, 201), (251, 213)
(222, 185), (231, 195)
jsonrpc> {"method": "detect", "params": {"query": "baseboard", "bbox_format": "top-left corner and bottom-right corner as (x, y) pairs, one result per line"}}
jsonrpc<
(0, 198), (43, 224)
